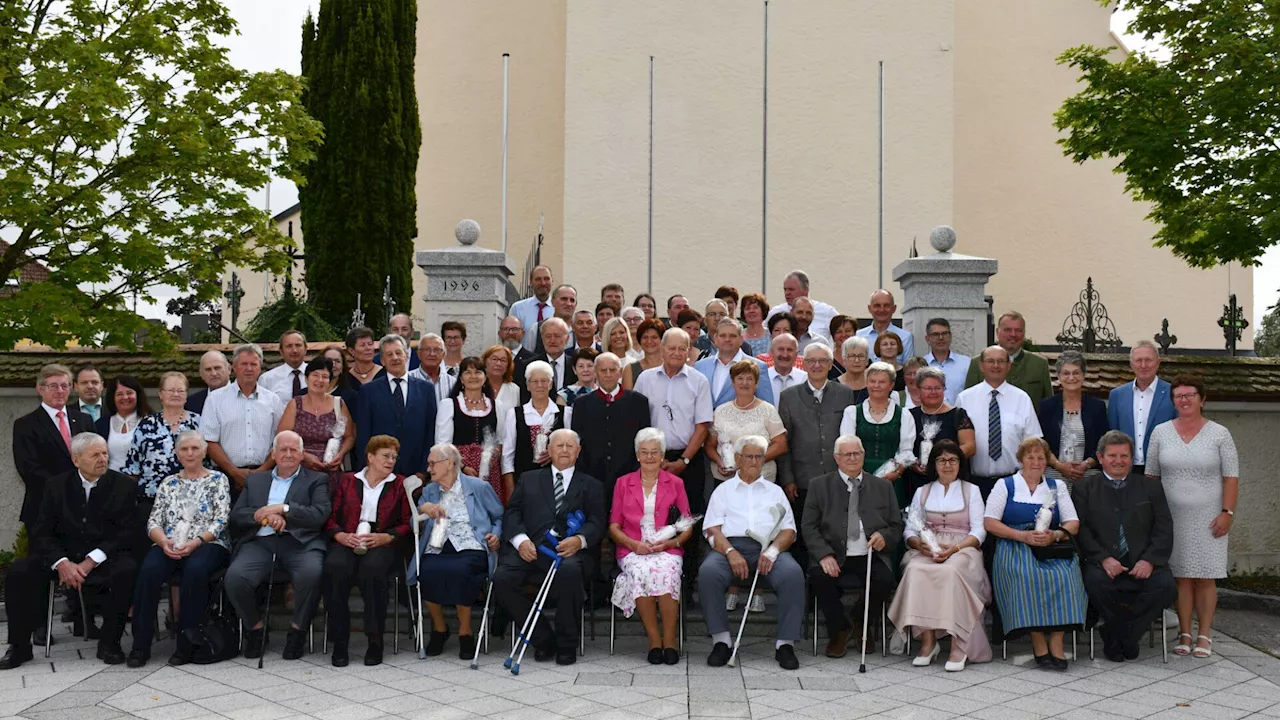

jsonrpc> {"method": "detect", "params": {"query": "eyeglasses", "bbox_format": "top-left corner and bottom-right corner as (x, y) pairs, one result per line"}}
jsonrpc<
(160, 388), (187, 395)
(834, 451), (865, 459)
(637, 449), (663, 458)
(377, 452), (400, 461)
(738, 453), (765, 462)
(41, 383), (71, 391)
(845, 353), (868, 360)
(662, 403), (675, 422)
(807, 358), (833, 366)
(982, 359), (1010, 366)
(927, 331), (951, 338)
(935, 457), (961, 466)
(1173, 392), (1199, 401)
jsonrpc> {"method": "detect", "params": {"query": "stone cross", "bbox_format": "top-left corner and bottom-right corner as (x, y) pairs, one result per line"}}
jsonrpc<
(223, 273), (244, 331)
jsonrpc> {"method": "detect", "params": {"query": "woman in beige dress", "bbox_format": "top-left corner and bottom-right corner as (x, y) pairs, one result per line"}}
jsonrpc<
(890, 440), (992, 671)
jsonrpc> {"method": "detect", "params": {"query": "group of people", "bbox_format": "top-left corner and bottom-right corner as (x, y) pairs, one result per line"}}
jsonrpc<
(2, 266), (1239, 676)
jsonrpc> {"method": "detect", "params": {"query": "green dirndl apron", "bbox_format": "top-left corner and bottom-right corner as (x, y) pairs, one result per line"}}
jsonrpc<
(856, 402), (908, 574)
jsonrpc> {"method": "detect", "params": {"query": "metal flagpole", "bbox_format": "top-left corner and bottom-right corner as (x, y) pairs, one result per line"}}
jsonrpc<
(502, 53), (510, 255)
(762, 0), (769, 293)
(648, 55), (654, 294)
(878, 60), (884, 288)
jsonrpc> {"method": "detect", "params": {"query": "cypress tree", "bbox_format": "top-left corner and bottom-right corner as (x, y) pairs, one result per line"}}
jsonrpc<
(300, 0), (420, 332)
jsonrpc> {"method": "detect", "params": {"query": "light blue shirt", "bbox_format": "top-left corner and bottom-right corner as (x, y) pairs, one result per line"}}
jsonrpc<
(856, 323), (914, 364)
(510, 296), (555, 351)
(256, 466), (299, 537)
(78, 400), (102, 422)
(925, 351), (971, 404)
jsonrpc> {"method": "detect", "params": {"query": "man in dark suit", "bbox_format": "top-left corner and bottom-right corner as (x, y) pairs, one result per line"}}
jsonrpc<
(185, 350), (230, 415)
(224, 430), (332, 660)
(801, 435), (903, 657)
(492, 429), (606, 666)
(355, 335), (437, 478)
(517, 317), (577, 402)
(1, 433), (137, 669)
(1074, 430), (1176, 663)
(571, 351), (650, 512)
(13, 364), (96, 530)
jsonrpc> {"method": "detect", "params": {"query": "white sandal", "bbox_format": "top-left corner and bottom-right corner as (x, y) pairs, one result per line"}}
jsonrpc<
(1173, 633), (1193, 656)
(1193, 635), (1213, 658)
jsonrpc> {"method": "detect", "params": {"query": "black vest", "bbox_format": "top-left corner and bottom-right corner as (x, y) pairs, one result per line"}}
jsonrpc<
(513, 404), (564, 480)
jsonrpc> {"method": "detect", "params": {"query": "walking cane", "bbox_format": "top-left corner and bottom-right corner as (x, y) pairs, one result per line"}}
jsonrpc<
(470, 580), (494, 669)
(259, 552), (278, 670)
(858, 544), (874, 673)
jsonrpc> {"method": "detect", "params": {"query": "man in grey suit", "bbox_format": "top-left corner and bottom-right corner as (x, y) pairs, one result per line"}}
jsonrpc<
(776, 341), (857, 569)
(802, 435), (903, 657)
(225, 431), (332, 661)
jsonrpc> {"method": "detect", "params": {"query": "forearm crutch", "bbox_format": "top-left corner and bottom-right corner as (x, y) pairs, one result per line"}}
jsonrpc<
(504, 554), (560, 673)
(725, 568), (761, 668)
(858, 550), (873, 673)
(402, 476), (427, 658)
(470, 579), (494, 669)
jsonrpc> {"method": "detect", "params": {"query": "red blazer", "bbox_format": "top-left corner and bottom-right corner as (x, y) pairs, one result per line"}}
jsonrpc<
(324, 471), (412, 540)
(609, 469), (691, 560)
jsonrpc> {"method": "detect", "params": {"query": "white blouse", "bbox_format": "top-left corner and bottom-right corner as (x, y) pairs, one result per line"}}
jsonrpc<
(983, 472), (1079, 523)
(493, 382), (521, 443)
(837, 400), (917, 468)
(501, 401), (562, 474)
(107, 413), (139, 472)
(905, 481), (987, 544)
(355, 469), (394, 523)
(435, 396), (495, 446)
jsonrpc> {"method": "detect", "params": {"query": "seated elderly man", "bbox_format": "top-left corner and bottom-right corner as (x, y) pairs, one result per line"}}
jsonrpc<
(492, 429), (606, 666)
(1073, 430), (1176, 662)
(700, 435), (805, 670)
(225, 430), (332, 660)
(1, 433), (136, 669)
(802, 435), (903, 657)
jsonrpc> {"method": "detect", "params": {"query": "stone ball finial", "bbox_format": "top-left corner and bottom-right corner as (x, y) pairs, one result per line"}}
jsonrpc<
(456, 219), (481, 246)
(930, 225), (957, 253)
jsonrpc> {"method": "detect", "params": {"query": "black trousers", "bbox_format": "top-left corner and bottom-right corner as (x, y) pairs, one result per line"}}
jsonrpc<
(323, 543), (398, 644)
(1082, 563), (1177, 644)
(789, 490), (809, 571)
(6, 554), (137, 648)
(808, 556), (895, 637)
(131, 543), (229, 648)
(665, 448), (707, 515)
(492, 553), (587, 651)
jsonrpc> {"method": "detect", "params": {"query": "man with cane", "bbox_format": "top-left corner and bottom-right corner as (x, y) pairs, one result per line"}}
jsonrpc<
(491, 429), (606, 667)
(700, 435), (805, 670)
(802, 435), (902, 659)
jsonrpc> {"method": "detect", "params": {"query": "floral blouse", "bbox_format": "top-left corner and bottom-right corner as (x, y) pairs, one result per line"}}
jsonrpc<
(124, 411), (206, 498)
(147, 470), (231, 549)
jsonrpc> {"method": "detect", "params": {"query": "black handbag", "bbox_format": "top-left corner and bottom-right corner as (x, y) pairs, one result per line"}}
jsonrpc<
(183, 580), (241, 665)
(1030, 538), (1076, 562)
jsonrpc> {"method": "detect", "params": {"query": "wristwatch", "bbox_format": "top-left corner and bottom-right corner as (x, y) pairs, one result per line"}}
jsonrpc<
(680, 456), (691, 466)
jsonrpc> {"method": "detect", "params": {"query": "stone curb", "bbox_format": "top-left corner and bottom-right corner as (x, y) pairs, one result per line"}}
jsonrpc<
(1219, 587), (1280, 615)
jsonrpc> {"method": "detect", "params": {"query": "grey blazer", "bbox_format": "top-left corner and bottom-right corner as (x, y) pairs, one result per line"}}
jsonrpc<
(776, 381), (857, 491)
(228, 468), (332, 552)
(800, 471), (904, 572)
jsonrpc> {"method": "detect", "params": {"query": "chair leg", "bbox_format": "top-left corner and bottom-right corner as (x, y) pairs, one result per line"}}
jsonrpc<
(323, 607), (329, 654)
(811, 595), (818, 657)
(679, 596), (685, 656)
(393, 580), (400, 655)
(579, 607), (585, 657)
(609, 603), (616, 656)
(880, 603), (887, 659)
(1072, 631), (1077, 661)
(45, 580), (55, 658)
(1161, 611), (1168, 664)
(1090, 627), (1095, 660)
(1002, 640), (1007, 661)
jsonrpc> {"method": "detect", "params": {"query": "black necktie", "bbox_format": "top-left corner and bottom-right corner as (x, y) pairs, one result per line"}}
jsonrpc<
(392, 378), (405, 415)
(291, 369), (303, 397)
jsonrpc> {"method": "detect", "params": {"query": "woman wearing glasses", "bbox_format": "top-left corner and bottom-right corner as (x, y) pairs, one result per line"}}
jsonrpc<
(903, 367), (975, 498)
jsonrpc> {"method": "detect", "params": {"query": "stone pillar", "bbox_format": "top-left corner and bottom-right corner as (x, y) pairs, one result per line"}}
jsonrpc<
(417, 220), (513, 357)
(892, 226), (998, 358)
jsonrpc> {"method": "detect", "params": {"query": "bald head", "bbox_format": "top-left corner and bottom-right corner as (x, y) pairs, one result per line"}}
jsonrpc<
(978, 345), (1011, 385)
(199, 350), (230, 390)
(867, 289), (897, 326)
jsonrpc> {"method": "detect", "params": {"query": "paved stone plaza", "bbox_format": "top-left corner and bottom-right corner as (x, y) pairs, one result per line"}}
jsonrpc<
(6, 612), (1280, 720)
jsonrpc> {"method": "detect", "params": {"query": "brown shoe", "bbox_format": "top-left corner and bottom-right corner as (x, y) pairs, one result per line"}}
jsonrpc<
(849, 629), (877, 655)
(825, 630), (849, 658)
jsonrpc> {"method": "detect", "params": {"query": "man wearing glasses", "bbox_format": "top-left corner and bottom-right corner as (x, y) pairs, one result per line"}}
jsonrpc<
(955, 346), (1044, 500)
(923, 318), (970, 404)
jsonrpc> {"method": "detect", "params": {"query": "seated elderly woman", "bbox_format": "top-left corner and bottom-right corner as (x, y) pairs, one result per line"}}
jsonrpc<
(501, 360), (564, 498)
(128, 430), (231, 667)
(984, 437), (1087, 671)
(414, 442), (504, 660)
(609, 428), (693, 665)
(889, 440), (991, 672)
(322, 434), (412, 667)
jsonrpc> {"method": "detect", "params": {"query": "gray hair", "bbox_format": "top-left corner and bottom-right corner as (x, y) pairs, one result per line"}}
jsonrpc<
(175, 429), (207, 453)
(1097, 430), (1135, 455)
(785, 270), (810, 290)
(595, 351), (623, 370)
(914, 366), (947, 388)
(429, 442), (463, 469)
(634, 427), (667, 454)
(620, 306), (645, 321)
(388, 313), (414, 330)
(524, 360), (554, 382)
(733, 434), (768, 454)
(70, 432), (106, 458)
(834, 434), (865, 455)
(1131, 339), (1160, 358)
(541, 317), (570, 337)
(842, 335), (870, 357)
(704, 299), (729, 314)
(1055, 349), (1087, 375)
(865, 360), (897, 383)
(232, 343), (264, 363)
(770, 332), (798, 352)
(715, 317), (741, 334)
(661, 327), (690, 347)
(273, 430), (303, 452)
(379, 333), (408, 355)
(802, 340), (832, 360)
(419, 332), (444, 350)
(549, 428), (580, 446)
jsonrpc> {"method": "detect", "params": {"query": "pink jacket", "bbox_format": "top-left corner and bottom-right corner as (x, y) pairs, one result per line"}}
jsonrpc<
(610, 469), (692, 561)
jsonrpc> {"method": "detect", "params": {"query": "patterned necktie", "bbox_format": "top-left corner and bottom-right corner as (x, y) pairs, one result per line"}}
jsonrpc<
(291, 369), (303, 397)
(56, 410), (71, 452)
(1108, 475), (1130, 558)
(554, 471), (566, 513)
(392, 378), (405, 415)
(988, 389), (1003, 461)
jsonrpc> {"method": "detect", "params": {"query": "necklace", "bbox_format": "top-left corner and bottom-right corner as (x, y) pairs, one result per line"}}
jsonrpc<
(869, 401), (889, 418)
(464, 394), (486, 409)
(733, 397), (755, 410)
(352, 363), (374, 379)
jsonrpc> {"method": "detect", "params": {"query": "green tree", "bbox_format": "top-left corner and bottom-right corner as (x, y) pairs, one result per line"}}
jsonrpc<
(0, 0), (321, 352)
(300, 0), (420, 333)
(1255, 299), (1280, 357)
(1054, 0), (1280, 268)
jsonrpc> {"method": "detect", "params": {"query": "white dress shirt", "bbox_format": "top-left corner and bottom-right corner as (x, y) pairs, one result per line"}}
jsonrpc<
(53, 473), (108, 569)
(260, 361), (306, 400)
(704, 473), (796, 541)
(839, 471), (868, 557)
(510, 296), (555, 351)
(1132, 380), (1157, 465)
(632, 364), (713, 451)
(768, 366), (806, 402)
(43, 402), (67, 428)
(955, 380), (1043, 478)
(710, 349), (749, 399)
(354, 469), (394, 523)
(905, 480), (987, 544)
(856, 323), (915, 364)
(510, 465), (587, 550)
(838, 400), (917, 470)
(925, 351), (971, 405)
(984, 472), (1078, 523)
(501, 401), (562, 474)
(766, 299), (839, 340)
(200, 383), (283, 468)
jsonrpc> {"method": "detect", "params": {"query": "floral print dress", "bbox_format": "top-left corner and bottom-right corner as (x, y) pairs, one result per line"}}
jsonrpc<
(124, 411), (205, 498)
(146, 471), (232, 549)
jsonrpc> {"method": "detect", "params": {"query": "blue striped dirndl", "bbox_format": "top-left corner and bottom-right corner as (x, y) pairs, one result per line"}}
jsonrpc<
(992, 523), (1087, 634)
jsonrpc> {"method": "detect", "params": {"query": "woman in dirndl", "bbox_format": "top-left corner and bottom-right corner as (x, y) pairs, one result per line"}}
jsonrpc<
(500, 360), (564, 499)
(436, 357), (504, 501)
(983, 437), (1087, 671)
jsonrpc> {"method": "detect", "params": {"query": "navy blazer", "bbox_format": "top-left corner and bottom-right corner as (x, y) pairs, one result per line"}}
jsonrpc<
(1038, 393), (1109, 462)
(1107, 378), (1176, 461)
(355, 374), (437, 477)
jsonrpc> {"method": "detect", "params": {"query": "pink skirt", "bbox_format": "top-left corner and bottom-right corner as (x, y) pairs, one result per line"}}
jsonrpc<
(888, 532), (993, 662)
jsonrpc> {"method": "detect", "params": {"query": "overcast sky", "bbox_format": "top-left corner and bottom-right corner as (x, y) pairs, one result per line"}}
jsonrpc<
(208, 1), (1279, 330)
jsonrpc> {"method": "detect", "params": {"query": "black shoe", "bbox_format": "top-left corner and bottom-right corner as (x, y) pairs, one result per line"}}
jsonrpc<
(1122, 628), (1141, 660)
(282, 629), (307, 660)
(648, 648), (664, 665)
(1103, 643), (1125, 663)
(126, 648), (149, 668)
(242, 628), (266, 659)
(534, 638), (557, 663)
(31, 626), (53, 647)
(0, 645), (33, 670)
(458, 635), (476, 661)
(331, 643), (349, 667)
(97, 642), (126, 665)
(663, 648), (680, 665)
(1049, 655), (1069, 671)
(364, 638), (383, 666)
(555, 650), (577, 666)
(707, 642), (731, 667)
(168, 648), (193, 667)
(425, 629), (449, 657)
(1033, 653), (1052, 668)
(775, 644), (799, 670)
